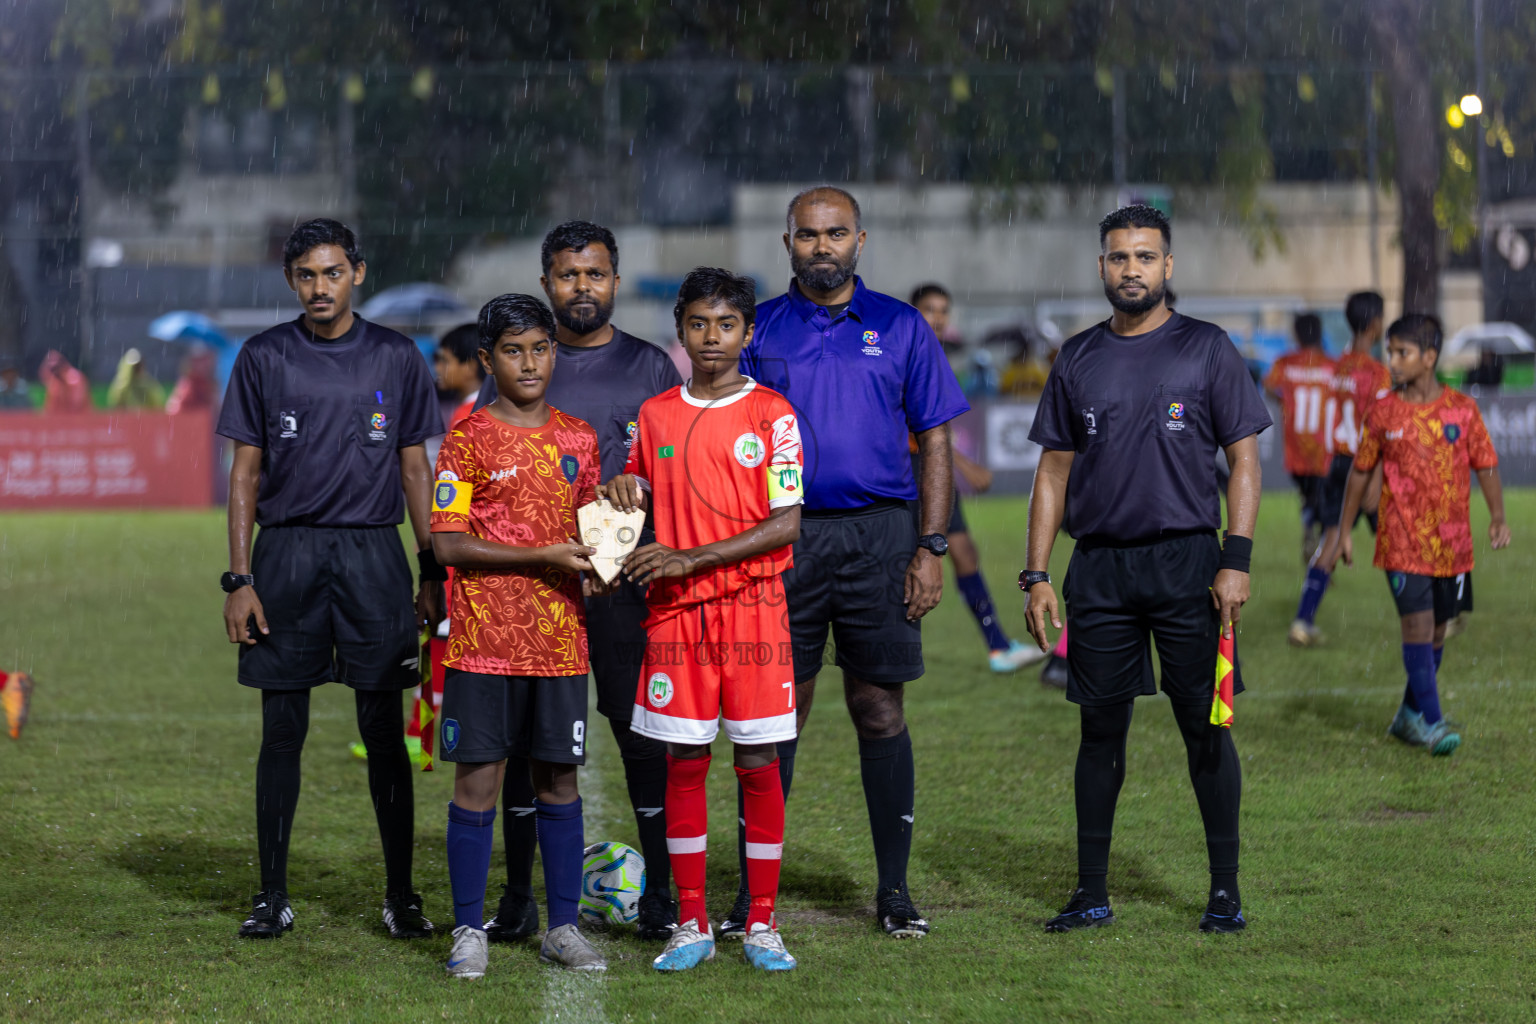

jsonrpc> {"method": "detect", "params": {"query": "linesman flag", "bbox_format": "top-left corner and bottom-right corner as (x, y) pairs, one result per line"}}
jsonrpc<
(1210, 629), (1235, 728)
(416, 632), (436, 771)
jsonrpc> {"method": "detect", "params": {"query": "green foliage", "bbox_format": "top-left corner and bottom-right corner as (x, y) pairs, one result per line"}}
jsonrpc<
(1, 492), (1534, 1020)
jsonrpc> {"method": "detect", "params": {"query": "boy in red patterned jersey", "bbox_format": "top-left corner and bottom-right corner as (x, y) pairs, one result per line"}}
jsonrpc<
(429, 294), (607, 978)
(1264, 312), (1338, 562)
(1288, 292), (1392, 646)
(1340, 314), (1510, 757)
(605, 268), (803, 973)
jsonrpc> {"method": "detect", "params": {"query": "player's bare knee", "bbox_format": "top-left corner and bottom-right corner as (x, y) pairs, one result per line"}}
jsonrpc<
(531, 758), (580, 804)
(844, 678), (906, 739)
(453, 760), (506, 811)
(733, 742), (777, 769)
(666, 742), (710, 761)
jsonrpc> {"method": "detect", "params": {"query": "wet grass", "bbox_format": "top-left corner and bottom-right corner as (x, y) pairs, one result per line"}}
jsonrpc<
(0, 493), (1533, 1022)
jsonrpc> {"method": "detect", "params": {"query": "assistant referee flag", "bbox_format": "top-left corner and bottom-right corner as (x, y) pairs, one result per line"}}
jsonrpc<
(1211, 630), (1235, 728)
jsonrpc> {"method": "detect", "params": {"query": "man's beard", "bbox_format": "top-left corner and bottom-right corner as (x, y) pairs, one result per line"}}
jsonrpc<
(554, 294), (614, 335)
(1103, 278), (1165, 315)
(792, 249), (859, 293)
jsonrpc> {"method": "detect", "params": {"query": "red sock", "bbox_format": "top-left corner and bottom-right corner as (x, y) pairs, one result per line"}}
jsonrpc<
(736, 759), (785, 931)
(666, 753), (711, 930)
(1052, 624), (1069, 659)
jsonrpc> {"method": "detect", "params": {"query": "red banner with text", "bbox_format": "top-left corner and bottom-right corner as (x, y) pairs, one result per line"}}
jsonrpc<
(0, 412), (214, 509)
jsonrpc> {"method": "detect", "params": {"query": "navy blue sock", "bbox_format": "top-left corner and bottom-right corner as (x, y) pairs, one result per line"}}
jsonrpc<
(536, 797), (584, 929)
(1294, 567), (1331, 625)
(956, 572), (1010, 651)
(446, 802), (496, 931)
(1402, 643), (1441, 725)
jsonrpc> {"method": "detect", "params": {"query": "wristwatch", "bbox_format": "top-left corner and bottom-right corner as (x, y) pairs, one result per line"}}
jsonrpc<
(916, 533), (949, 557)
(1018, 570), (1051, 592)
(220, 571), (255, 593)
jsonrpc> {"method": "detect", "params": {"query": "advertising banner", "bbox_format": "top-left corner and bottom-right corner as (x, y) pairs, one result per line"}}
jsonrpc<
(0, 412), (214, 510)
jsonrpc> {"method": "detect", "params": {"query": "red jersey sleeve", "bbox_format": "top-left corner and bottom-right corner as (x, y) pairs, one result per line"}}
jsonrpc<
(764, 397), (806, 509)
(1465, 403), (1498, 471)
(1354, 404), (1383, 472)
(431, 422), (476, 534)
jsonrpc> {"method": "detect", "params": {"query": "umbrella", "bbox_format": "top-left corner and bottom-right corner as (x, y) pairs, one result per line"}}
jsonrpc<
(1444, 322), (1536, 358)
(148, 311), (230, 347)
(358, 283), (471, 323)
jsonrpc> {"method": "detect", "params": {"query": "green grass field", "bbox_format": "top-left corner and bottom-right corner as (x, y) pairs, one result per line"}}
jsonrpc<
(1, 493), (1534, 1023)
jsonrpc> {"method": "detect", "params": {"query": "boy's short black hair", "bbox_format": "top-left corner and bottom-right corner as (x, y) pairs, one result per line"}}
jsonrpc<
(1345, 291), (1385, 334)
(541, 220), (618, 276)
(1387, 313), (1443, 354)
(477, 294), (557, 351)
(1099, 204), (1171, 251)
(438, 323), (484, 372)
(1294, 312), (1324, 349)
(910, 283), (951, 306)
(673, 267), (757, 332)
(283, 218), (363, 270)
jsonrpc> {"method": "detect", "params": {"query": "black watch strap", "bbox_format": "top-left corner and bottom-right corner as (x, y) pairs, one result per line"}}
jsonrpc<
(917, 533), (949, 557)
(1018, 570), (1051, 592)
(221, 571), (255, 594)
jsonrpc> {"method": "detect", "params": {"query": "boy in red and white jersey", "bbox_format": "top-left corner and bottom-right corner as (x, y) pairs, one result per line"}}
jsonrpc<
(605, 267), (803, 973)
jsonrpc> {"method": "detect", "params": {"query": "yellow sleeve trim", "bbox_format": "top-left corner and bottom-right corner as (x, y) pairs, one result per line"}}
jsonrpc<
(433, 479), (472, 514)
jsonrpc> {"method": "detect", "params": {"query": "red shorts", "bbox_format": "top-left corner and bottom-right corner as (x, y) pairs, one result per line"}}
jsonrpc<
(630, 578), (797, 745)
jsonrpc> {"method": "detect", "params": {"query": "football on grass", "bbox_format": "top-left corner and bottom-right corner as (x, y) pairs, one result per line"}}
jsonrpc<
(579, 841), (646, 924)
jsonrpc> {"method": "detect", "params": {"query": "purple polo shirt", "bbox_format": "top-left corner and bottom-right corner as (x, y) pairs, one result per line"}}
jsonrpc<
(740, 277), (969, 511)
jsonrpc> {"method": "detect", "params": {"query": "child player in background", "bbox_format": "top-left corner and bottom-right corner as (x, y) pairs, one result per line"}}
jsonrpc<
(429, 294), (606, 978)
(604, 267), (803, 973)
(1264, 312), (1338, 563)
(1288, 291), (1391, 647)
(1339, 314), (1510, 756)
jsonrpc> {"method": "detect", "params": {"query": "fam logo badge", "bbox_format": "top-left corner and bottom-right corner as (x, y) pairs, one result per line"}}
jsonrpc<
(442, 718), (460, 753)
(367, 410), (389, 442)
(1442, 422), (1462, 443)
(861, 330), (882, 356)
(279, 411), (300, 439)
(1164, 401), (1187, 433)
(734, 432), (766, 468)
(560, 454), (580, 483)
(647, 672), (674, 709)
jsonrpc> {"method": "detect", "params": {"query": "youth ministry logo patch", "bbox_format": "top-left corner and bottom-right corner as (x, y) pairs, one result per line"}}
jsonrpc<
(371, 412), (387, 430)
(367, 410), (389, 441)
(861, 330), (882, 356)
(734, 432), (766, 468)
(647, 673), (674, 708)
(1168, 402), (1184, 420)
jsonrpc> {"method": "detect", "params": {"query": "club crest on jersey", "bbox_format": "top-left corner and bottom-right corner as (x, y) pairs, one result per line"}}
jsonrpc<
(861, 330), (882, 356)
(1442, 422), (1462, 443)
(434, 480), (471, 514)
(647, 673), (674, 709)
(443, 718), (460, 753)
(734, 433), (766, 468)
(560, 455), (579, 483)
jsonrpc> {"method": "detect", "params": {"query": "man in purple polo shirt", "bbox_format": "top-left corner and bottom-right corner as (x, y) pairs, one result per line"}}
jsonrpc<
(730, 186), (969, 939)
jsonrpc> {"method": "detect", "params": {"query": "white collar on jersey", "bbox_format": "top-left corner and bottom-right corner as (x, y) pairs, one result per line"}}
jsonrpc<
(679, 376), (757, 409)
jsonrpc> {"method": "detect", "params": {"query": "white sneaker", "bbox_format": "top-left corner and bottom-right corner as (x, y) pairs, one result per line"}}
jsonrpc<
(990, 640), (1048, 673)
(540, 923), (607, 971)
(446, 925), (488, 979)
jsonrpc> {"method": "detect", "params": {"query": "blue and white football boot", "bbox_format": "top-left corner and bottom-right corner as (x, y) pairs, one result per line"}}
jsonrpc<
(652, 918), (715, 972)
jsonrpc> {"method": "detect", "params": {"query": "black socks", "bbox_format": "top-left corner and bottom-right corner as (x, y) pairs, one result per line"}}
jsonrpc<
(611, 717), (672, 897)
(1170, 700), (1242, 904)
(858, 728), (915, 893)
(354, 689), (415, 896)
(256, 689), (310, 893)
(1073, 701), (1133, 903)
(501, 756), (538, 897)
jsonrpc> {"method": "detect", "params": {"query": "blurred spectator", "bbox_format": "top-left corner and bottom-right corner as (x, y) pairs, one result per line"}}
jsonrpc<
(433, 323), (485, 429)
(0, 356), (33, 410)
(1462, 348), (1504, 391)
(39, 350), (91, 413)
(994, 326), (1051, 398)
(165, 343), (219, 414)
(107, 348), (167, 410)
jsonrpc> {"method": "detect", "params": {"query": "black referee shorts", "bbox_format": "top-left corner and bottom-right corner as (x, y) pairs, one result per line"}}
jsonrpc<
(439, 668), (588, 765)
(1062, 531), (1244, 707)
(785, 501), (923, 686)
(239, 525), (418, 691)
(588, 572), (650, 723)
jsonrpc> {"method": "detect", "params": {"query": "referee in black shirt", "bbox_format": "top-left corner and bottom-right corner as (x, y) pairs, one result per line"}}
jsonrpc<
(217, 219), (444, 940)
(1024, 206), (1271, 934)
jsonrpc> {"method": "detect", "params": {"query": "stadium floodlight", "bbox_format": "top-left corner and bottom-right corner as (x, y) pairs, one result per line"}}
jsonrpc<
(1460, 94), (1484, 117)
